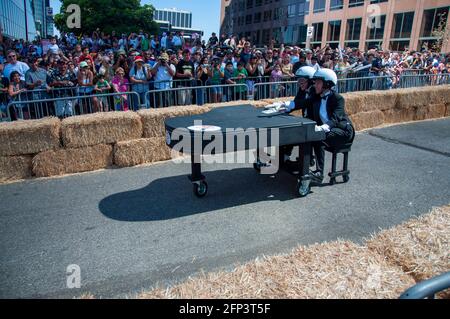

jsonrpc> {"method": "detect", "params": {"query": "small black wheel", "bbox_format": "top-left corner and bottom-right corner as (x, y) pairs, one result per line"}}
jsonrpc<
(296, 180), (311, 198)
(253, 162), (261, 172)
(330, 178), (336, 186)
(193, 181), (208, 198)
(343, 175), (350, 183)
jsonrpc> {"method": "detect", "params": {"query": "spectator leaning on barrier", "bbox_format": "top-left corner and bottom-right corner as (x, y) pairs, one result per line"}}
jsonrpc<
(111, 67), (129, 111)
(50, 60), (77, 118)
(8, 71), (28, 120)
(129, 55), (152, 109)
(175, 49), (195, 105)
(151, 52), (176, 107)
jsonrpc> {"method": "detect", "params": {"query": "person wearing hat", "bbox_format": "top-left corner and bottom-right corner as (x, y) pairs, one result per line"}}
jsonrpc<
(150, 52), (176, 107)
(49, 60), (77, 118)
(77, 60), (96, 112)
(24, 56), (51, 118)
(129, 55), (152, 109)
(296, 69), (354, 183)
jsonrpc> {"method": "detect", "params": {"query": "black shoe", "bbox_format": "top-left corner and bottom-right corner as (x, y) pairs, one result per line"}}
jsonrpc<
(310, 170), (324, 184)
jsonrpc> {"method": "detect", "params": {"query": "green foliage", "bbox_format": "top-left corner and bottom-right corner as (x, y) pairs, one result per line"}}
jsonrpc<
(54, 0), (159, 36)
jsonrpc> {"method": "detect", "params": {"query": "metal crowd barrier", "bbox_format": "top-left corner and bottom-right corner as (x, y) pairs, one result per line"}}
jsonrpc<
(397, 73), (450, 89)
(145, 83), (248, 108)
(336, 76), (393, 93)
(2, 73), (450, 121)
(253, 81), (299, 100)
(7, 91), (140, 120)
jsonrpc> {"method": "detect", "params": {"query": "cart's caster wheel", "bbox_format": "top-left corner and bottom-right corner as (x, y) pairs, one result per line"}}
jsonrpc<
(296, 180), (311, 198)
(193, 181), (208, 198)
(330, 177), (336, 185)
(343, 175), (350, 183)
(253, 162), (261, 172)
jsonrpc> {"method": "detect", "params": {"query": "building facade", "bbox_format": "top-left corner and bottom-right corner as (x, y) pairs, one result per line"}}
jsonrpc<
(31, 0), (54, 38)
(220, 0), (450, 52)
(154, 8), (193, 29)
(0, 0), (38, 40)
(154, 7), (203, 37)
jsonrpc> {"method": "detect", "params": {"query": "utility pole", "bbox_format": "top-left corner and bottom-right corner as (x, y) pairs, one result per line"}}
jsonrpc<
(24, 0), (29, 42)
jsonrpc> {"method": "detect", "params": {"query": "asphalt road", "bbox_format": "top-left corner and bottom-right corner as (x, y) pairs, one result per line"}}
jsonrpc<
(1, 118), (449, 299)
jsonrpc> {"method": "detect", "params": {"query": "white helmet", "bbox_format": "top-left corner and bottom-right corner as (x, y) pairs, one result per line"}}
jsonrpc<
(295, 66), (316, 79)
(312, 68), (338, 87)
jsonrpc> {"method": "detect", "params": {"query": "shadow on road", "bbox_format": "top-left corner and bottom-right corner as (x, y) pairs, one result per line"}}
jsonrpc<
(99, 167), (321, 222)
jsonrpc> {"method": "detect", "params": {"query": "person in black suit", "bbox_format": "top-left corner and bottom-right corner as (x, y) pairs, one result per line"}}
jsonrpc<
(298, 68), (355, 183)
(281, 66), (317, 164)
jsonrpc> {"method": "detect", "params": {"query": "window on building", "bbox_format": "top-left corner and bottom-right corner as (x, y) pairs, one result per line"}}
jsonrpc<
(390, 40), (410, 52)
(298, 24), (308, 44)
(370, 0), (388, 3)
(255, 0), (263, 6)
(263, 10), (272, 22)
(254, 12), (262, 23)
(255, 30), (261, 44)
(348, 0), (364, 8)
(330, 0), (343, 11)
(366, 15), (386, 40)
(391, 12), (414, 39)
(246, 0), (254, 9)
(246, 14), (252, 24)
(346, 18), (362, 41)
(327, 20), (341, 42)
(284, 25), (295, 44)
(262, 29), (271, 43)
(288, 4), (297, 17)
(299, 0), (310, 15)
(313, 0), (326, 13)
(312, 22), (323, 42)
(420, 7), (449, 38)
(273, 28), (282, 44)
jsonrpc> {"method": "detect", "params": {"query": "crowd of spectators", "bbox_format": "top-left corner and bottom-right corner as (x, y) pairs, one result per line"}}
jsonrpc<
(1, 29), (450, 120)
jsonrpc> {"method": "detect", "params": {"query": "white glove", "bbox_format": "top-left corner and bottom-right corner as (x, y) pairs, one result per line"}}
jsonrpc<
(285, 101), (295, 112)
(315, 124), (331, 133)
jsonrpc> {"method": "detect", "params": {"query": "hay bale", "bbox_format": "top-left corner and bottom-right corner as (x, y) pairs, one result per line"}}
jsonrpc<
(383, 108), (417, 124)
(342, 93), (364, 116)
(0, 117), (60, 156)
(350, 110), (385, 131)
(446, 104), (450, 117)
(367, 205), (450, 297)
(138, 106), (212, 139)
(360, 91), (398, 113)
(61, 112), (142, 148)
(396, 88), (432, 109)
(33, 144), (113, 177)
(420, 85), (450, 105)
(114, 137), (175, 167)
(0, 155), (33, 182)
(139, 241), (414, 299)
(424, 104), (447, 120)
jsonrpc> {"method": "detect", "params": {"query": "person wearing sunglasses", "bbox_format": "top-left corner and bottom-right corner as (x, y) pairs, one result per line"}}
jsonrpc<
(3, 50), (30, 82)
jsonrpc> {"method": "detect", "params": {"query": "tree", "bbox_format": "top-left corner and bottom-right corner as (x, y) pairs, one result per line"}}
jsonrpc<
(431, 12), (450, 53)
(54, 0), (159, 36)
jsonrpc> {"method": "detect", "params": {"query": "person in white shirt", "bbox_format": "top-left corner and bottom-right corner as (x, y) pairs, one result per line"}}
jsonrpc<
(3, 50), (30, 81)
(150, 53), (176, 107)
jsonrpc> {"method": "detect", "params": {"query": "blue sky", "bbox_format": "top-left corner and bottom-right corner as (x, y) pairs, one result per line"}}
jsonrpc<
(50, 0), (221, 37)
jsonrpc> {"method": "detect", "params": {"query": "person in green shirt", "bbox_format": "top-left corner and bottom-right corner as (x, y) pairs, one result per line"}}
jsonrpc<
(94, 73), (111, 112)
(141, 33), (150, 52)
(234, 62), (248, 98)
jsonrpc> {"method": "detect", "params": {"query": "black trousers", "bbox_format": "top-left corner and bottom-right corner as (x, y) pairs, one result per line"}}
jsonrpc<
(314, 126), (354, 174)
